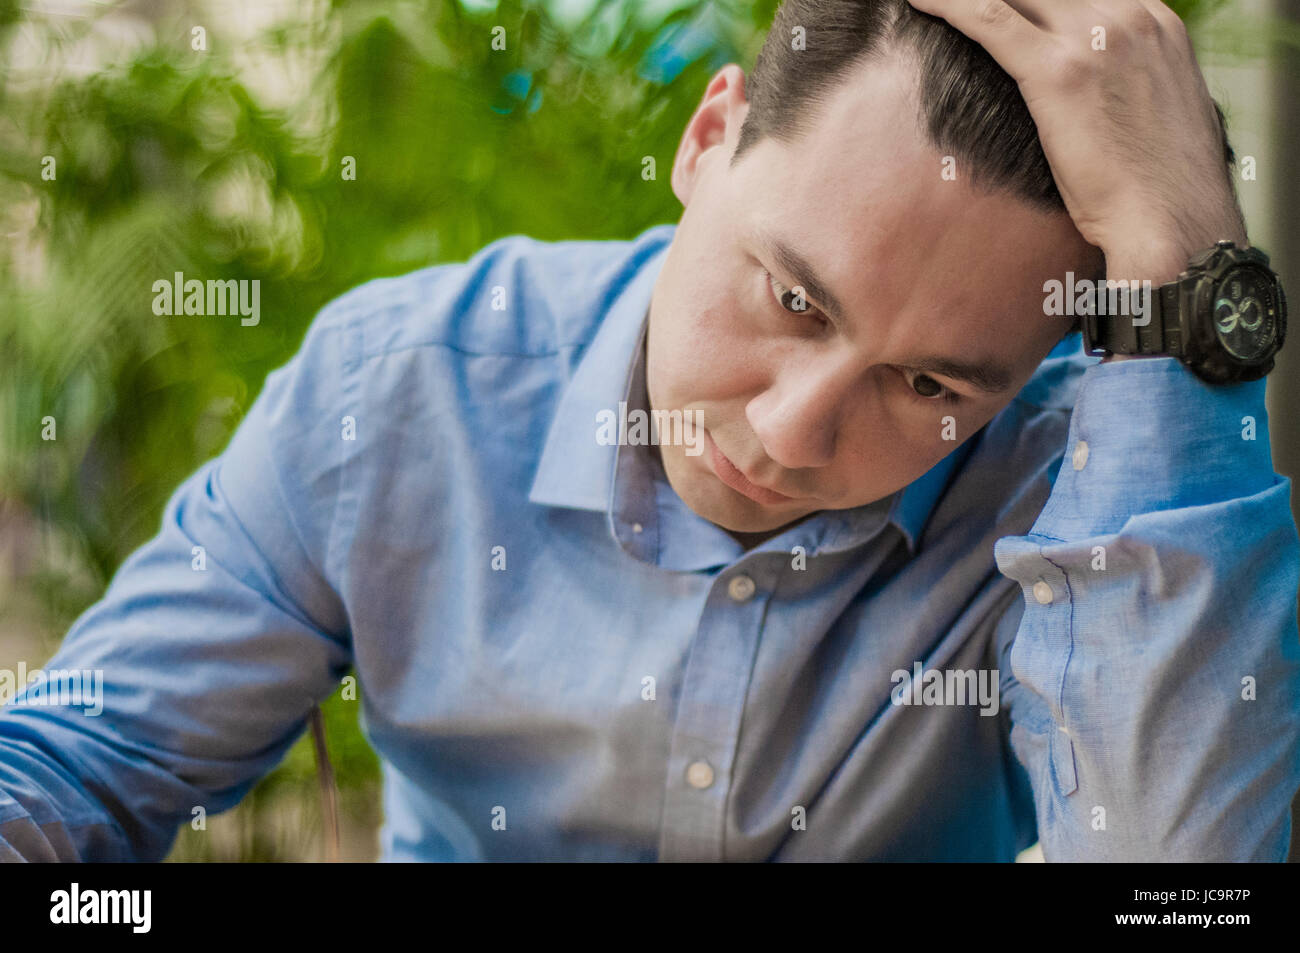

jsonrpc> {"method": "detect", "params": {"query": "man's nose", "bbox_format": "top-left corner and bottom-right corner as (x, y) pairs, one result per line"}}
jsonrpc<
(746, 362), (854, 470)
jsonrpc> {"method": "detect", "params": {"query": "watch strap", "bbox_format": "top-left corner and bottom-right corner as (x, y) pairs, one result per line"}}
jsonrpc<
(1089, 281), (1183, 357)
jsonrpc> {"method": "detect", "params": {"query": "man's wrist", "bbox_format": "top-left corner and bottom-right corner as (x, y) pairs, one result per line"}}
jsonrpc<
(1098, 220), (1250, 364)
(1097, 243), (1179, 364)
(1103, 218), (1248, 286)
(1100, 352), (1161, 363)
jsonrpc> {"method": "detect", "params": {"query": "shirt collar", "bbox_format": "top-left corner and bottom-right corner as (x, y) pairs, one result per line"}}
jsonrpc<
(886, 443), (965, 552)
(528, 226), (674, 512)
(529, 224), (966, 561)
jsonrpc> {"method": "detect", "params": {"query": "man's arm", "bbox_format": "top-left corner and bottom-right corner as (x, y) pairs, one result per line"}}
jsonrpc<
(0, 307), (356, 862)
(907, 0), (1300, 861)
(992, 357), (1300, 860)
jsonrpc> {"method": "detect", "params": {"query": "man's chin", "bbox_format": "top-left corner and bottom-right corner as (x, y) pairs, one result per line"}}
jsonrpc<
(674, 476), (816, 534)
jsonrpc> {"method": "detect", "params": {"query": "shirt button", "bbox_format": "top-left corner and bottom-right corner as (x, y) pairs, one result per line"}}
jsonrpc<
(727, 574), (756, 602)
(685, 760), (714, 789)
(632, 523), (643, 534)
(1072, 440), (1089, 471)
(1033, 580), (1054, 605)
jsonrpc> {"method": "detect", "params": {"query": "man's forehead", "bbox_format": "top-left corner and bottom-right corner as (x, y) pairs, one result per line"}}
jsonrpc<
(744, 208), (1055, 319)
(729, 51), (1096, 289)
(736, 141), (1099, 324)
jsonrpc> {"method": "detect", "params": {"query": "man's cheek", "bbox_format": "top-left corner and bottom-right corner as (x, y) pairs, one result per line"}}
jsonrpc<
(695, 303), (770, 364)
(685, 299), (739, 340)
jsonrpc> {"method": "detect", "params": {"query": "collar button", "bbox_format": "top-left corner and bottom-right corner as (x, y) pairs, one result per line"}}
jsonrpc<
(728, 574), (756, 603)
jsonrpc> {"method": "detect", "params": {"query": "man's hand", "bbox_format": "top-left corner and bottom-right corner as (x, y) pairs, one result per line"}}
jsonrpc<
(905, 0), (1248, 288)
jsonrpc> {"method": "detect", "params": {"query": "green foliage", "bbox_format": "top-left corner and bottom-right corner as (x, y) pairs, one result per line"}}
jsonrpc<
(0, 0), (751, 863)
(0, 0), (750, 585)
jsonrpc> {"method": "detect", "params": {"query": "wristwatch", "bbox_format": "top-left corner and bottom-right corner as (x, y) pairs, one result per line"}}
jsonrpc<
(1082, 240), (1287, 385)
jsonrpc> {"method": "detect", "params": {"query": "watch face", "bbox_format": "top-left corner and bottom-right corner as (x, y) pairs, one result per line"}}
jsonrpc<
(1212, 266), (1278, 362)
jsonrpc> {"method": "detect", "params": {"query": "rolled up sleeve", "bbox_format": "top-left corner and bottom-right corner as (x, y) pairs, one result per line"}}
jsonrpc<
(993, 357), (1300, 861)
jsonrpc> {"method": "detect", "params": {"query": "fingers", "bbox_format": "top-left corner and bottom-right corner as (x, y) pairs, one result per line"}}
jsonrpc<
(1133, 0), (1184, 26)
(903, 0), (1044, 81)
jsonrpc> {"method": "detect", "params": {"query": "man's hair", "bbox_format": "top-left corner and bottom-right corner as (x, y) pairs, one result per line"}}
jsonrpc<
(732, 0), (1237, 216)
(731, 0), (1239, 338)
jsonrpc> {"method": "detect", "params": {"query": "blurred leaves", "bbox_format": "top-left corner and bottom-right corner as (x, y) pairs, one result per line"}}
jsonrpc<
(0, 0), (742, 862)
(0, 0), (738, 586)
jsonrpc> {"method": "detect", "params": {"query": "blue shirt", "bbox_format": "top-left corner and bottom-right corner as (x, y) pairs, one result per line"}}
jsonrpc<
(2, 223), (1298, 862)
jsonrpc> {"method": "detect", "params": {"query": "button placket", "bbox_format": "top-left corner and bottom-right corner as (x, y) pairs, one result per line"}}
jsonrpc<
(657, 563), (772, 862)
(1025, 558), (1076, 796)
(685, 760), (714, 789)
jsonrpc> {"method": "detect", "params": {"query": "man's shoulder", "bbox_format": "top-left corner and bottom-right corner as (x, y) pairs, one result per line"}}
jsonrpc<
(309, 224), (676, 362)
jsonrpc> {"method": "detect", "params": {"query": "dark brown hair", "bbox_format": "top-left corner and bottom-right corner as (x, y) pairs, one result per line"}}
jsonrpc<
(732, 0), (1239, 339)
(732, 0), (1236, 216)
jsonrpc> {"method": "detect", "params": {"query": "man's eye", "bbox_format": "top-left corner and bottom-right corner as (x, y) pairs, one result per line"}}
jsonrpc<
(765, 270), (825, 323)
(902, 370), (961, 404)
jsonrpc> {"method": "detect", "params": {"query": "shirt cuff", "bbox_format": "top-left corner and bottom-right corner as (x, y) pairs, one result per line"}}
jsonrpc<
(1030, 356), (1277, 539)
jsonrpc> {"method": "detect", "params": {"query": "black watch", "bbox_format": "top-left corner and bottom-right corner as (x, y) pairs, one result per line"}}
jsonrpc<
(1082, 240), (1287, 385)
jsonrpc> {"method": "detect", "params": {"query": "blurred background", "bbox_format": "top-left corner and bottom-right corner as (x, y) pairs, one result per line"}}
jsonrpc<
(0, 0), (1296, 862)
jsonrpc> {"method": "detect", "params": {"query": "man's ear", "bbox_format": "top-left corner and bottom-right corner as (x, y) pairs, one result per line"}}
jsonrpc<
(671, 64), (748, 207)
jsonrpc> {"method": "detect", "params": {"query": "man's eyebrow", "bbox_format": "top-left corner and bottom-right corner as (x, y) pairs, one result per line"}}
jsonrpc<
(898, 355), (1015, 395)
(757, 230), (848, 325)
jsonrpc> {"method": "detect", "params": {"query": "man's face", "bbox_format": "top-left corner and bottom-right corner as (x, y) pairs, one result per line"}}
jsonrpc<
(646, 52), (1103, 537)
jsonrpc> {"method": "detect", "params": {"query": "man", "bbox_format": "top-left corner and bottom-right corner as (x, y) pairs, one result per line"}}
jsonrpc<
(1, 0), (1296, 861)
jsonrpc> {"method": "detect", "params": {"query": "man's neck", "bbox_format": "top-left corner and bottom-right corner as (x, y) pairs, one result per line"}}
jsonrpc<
(723, 527), (786, 550)
(722, 514), (816, 551)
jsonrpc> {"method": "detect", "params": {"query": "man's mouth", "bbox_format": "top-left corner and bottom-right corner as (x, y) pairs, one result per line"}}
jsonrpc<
(704, 431), (795, 505)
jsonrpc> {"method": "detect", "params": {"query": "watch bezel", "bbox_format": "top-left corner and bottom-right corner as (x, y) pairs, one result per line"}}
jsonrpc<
(1183, 246), (1286, 384)
(1210, 264), (1281, 360)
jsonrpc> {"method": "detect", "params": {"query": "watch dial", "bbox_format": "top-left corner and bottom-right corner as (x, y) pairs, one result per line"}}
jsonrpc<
(1213, 267), (1276, 362)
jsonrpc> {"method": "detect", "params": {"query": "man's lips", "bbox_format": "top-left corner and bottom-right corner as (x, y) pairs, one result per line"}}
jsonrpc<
(704, 431), (795, 505)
